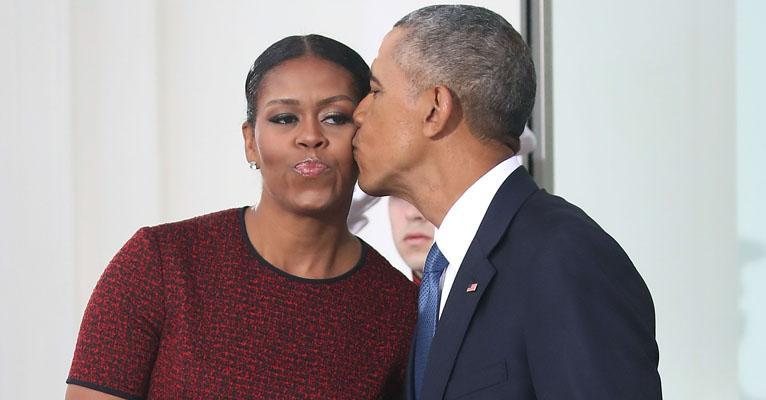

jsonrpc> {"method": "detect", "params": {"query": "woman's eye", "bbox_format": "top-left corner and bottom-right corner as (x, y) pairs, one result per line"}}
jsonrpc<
(323, 113), (352, 125)
(268, 114), (298, 124)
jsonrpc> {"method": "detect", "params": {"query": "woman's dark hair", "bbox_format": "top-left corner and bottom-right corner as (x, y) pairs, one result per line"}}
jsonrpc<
(245, 34), (370, 123)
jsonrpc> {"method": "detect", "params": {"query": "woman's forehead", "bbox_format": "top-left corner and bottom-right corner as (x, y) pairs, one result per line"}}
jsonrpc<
(256, 57), (356, 106)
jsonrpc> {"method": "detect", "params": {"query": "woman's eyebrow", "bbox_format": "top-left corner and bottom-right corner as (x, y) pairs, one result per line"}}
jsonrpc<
(265, 98), (300, 106)
(317, 95), (354, 108)
(264, 95), (353, 108)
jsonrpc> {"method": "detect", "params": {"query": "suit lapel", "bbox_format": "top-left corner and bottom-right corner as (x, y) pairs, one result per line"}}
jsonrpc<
(421, 252), (495, 399)
(420, 167), (539, 399)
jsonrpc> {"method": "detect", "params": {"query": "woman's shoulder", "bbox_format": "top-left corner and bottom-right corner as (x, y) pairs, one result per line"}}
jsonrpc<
(151, 207), (241, 232)
(353, 241), (418, 327)
(139, 207), (243, 242)
(119, 207), (246, 264)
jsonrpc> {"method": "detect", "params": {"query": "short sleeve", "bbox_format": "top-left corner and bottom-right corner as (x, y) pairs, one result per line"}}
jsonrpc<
(67, 227), (165, 400)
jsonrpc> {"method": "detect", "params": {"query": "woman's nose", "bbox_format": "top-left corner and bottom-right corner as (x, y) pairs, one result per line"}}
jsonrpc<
(296, 120), (327, 148)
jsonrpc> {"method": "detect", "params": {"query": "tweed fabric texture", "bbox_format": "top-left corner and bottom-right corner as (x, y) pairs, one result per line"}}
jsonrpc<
(68, 207), (418, 399)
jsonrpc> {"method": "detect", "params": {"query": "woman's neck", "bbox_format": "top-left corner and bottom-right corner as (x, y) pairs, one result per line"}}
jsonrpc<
(245, 200), (360, 279)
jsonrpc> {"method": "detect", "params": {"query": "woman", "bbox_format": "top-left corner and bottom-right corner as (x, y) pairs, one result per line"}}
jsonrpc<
(66, 35), (418, 400)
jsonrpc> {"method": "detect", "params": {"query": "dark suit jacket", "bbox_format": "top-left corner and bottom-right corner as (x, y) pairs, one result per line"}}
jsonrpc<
(406, 167), (661, 400)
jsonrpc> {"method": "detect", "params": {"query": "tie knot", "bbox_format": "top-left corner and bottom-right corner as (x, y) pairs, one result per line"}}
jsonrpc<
(424, 243), (449, 275)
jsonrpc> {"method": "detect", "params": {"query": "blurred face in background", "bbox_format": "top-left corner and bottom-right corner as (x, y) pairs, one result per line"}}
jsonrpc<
(388, 196), (435, 278)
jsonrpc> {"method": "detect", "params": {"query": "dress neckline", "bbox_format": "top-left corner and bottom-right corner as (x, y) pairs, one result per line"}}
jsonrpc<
(237, 206), (367, 284)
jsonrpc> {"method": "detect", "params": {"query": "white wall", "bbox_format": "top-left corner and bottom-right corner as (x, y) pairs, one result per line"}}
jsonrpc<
(70, 0), (163, 314)
(551, 1), (738, 398)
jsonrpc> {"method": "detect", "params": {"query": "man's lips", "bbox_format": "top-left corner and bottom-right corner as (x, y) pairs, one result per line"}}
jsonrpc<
(294, 158), (329, 177)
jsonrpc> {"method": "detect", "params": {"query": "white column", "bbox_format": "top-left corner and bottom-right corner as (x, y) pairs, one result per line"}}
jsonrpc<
(0, 1), (77, 398)
(551, 1), (737, 398)
(737, 0), (766, 397)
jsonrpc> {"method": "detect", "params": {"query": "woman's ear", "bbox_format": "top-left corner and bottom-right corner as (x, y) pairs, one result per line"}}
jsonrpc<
(242, 121), (260, 167)
(421, 85), (455, 139)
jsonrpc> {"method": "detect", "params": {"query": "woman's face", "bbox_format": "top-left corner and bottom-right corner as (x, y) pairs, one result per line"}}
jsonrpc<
(243, 56), (359, 216)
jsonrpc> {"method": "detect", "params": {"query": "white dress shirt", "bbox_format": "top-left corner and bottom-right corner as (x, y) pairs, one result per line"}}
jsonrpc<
(435, 156), (522, 317)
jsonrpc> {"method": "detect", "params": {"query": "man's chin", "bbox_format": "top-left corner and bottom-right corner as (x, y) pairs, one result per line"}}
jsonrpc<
(357, 172), (389, 197)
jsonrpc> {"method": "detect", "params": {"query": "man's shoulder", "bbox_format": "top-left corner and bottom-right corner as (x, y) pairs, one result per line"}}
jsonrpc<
(511, 190), (601, 235)
(490, 189), (626, 265)
(496, 190), (637, 278)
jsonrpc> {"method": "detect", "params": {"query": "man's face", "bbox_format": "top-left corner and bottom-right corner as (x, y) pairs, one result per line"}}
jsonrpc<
(352, 29), (427, 197)
(388, 196), (434, 278)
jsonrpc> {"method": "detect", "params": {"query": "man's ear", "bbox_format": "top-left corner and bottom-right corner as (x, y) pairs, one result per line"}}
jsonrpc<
(422, 85), (455, 139)
(242, 121), (261, 166)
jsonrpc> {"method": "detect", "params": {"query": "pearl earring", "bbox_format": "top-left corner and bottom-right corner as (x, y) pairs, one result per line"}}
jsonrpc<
(249, 161), (259, 170)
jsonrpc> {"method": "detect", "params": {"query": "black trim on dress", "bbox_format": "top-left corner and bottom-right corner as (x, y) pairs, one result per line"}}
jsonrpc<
(237, 206), (368, 284)
(66, 378), (143, 400)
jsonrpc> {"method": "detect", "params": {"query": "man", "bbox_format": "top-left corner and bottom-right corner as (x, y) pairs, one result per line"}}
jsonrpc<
(389, 196), (436, 285)
(353, 5), (662, 400)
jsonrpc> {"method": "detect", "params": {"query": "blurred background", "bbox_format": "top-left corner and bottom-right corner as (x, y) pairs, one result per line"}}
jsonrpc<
(1, 0), (763, 398)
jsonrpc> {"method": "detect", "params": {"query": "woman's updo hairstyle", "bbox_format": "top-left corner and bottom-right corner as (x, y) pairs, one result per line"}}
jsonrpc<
(245, 34), (371, 123)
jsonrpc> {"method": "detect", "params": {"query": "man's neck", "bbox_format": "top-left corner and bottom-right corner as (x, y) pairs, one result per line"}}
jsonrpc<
(405, 140), (513, 227)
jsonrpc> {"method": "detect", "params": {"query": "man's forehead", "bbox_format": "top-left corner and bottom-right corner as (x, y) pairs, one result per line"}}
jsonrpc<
(379, 28), (404, 57)
(371, 29), (403, 79)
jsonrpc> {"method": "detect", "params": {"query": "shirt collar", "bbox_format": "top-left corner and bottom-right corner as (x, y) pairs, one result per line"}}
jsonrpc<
(434, 156), (521, 266)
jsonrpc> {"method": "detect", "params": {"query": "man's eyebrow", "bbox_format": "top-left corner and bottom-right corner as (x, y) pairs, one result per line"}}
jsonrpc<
(317, 95), (355, 108)
(370, 74), (381, 86)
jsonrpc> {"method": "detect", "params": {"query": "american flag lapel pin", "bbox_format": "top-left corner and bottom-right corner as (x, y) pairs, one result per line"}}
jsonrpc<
(466, 282), (478, 292)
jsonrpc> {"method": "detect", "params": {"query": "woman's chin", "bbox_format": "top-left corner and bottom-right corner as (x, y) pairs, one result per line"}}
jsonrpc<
(288, 193), (348, 218)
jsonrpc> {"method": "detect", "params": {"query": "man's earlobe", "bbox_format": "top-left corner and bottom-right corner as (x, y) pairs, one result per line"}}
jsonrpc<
(423, 85), (454, 138)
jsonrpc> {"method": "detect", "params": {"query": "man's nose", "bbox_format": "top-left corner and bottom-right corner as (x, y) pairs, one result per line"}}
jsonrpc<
(353, 94), (370, 126)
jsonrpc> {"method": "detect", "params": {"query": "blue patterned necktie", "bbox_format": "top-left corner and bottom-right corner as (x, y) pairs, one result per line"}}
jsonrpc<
(413, 243), (449, 399)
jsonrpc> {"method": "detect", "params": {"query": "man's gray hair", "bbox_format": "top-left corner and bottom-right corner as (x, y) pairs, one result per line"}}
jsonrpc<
(394, 5), (536, 150)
